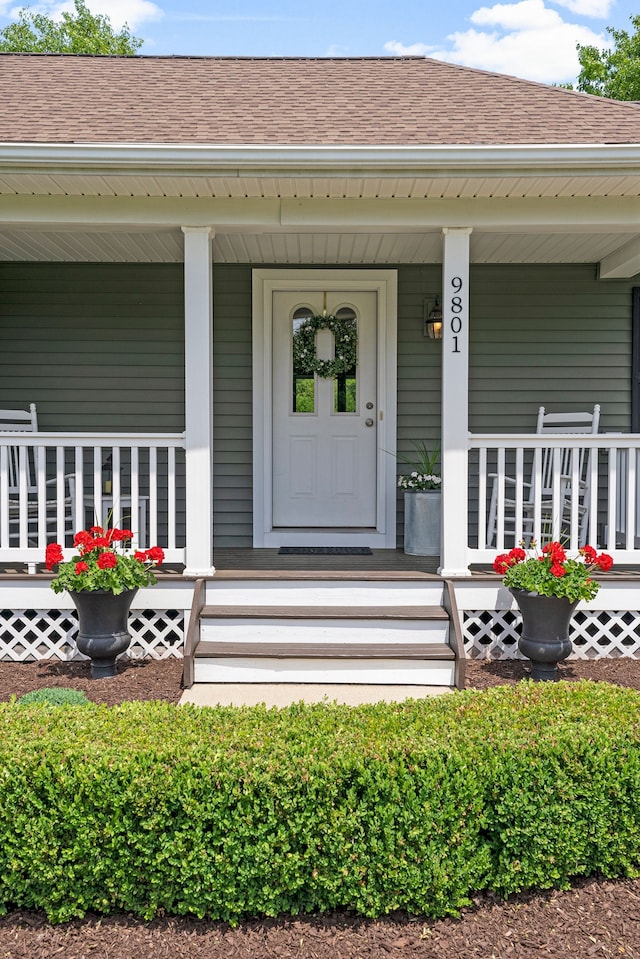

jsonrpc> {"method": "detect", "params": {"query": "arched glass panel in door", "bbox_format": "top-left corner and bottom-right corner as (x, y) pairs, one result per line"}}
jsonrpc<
(332, 306), (357, 414)
(291, 306), (315, 413)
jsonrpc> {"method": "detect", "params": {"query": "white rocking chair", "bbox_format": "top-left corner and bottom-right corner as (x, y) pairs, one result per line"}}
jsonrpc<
(487, 405), (601, 549)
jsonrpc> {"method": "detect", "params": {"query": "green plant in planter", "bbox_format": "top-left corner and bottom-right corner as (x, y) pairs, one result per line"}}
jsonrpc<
(494, 542), (614, 603)
(18, 687), (89, 706)
(397, 441), (442, 491)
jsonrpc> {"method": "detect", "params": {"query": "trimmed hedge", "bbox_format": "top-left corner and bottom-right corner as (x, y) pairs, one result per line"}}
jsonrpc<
(1, 681), (640, 923)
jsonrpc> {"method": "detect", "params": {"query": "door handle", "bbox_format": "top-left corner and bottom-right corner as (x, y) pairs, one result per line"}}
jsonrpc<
(365, 418), (374, 427)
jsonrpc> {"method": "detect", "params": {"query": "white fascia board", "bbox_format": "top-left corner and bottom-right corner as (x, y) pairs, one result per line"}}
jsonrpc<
(2, 142), (640, 176)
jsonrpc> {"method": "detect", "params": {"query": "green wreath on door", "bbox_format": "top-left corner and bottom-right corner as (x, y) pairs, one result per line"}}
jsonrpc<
(292, 314), (358, 378)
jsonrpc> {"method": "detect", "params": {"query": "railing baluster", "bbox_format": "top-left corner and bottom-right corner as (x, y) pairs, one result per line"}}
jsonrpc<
(567, 448), (579, 551)
(588, 447), (598, 547)
(515, 447), (524, 545)
(92, 446), (102, 528)
(627, 447), (636, 551)
(37, 446), (46, 546)
(112, 447), (121, 526)
(168, 446), (176, 551)
(477, 448), (487, 549)
(0, 446), (8, 549)
(607, 446), (617, 552)
(532, 447), (542, 544)
(496, 447), (505, 550)
(551, 447), (561, 541)
(73, 447), (84, 534)
(55, 446), (65, 543)
(131, 447), (140, 548)
(18, 447), (28, 547)
(149, 447), (158, 548)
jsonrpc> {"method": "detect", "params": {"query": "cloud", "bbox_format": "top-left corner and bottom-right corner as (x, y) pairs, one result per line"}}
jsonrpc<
(7, 0), (163, 30)
(326, 43), (350, 56)
(385, 0), (609, 84)
(384, 40), (436, 56)
(552, 0), (614, 17)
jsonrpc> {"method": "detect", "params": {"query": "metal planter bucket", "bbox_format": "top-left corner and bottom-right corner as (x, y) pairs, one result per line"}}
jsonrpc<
(403, 490), (441, 556)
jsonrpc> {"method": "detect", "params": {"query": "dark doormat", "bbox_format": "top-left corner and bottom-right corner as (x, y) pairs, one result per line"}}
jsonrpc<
(278, 546), (373, 555)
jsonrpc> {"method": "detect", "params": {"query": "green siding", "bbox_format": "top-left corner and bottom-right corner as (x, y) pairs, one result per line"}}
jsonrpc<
(1, 261), (636, 548)
(0, 262), (184, 431)
(469, 264), (632, 434)
(212, 266), (253, 546)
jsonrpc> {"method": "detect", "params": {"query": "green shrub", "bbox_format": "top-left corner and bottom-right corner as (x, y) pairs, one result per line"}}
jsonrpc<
(18, 687), (89, 706)
(0, 682), (639, 924)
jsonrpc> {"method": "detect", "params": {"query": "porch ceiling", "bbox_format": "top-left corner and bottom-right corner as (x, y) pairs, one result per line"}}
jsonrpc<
(0, 227), (633, 266)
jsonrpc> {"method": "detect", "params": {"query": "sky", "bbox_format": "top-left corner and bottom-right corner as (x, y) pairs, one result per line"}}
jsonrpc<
(0, 0), (637, 85)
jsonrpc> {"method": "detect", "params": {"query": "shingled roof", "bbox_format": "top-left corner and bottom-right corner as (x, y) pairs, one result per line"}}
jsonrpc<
(2, 54), (640, 146)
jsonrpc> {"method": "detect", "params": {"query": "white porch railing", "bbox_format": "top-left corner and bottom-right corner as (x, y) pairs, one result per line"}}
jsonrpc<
(469, 433), (640, 564)
(0, 432), (186, 566)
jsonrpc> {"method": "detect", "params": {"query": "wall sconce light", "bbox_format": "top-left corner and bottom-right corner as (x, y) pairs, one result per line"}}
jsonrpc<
(424, 297), (443, 340)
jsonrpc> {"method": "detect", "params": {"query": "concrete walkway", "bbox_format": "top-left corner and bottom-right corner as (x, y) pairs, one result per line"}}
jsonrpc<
(180, 683), (453, 708)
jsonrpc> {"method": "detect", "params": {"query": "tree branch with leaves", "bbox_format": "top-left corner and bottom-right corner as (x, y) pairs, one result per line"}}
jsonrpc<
(0, 0), (142, 55)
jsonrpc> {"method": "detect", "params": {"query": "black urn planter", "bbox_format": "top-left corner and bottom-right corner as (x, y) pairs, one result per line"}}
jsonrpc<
(510, 588), (578, 681)
(69, 588), (138, 679)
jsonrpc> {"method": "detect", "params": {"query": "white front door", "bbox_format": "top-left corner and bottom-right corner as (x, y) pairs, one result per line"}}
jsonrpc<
(252, 269), (397, 548)
(272, 290), (377, 528)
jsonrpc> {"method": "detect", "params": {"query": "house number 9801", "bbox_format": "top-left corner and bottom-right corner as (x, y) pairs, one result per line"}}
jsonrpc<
(450, 276), (463, 353)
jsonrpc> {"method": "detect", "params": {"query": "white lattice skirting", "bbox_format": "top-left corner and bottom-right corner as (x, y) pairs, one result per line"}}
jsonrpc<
(0, 608), (184, 661)
(464, 609), (640, 660)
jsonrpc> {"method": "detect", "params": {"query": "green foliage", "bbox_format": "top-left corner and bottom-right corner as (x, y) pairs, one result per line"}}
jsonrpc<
(576, 15), (640, 100)
(18, 687), (89, 706)
(0, 0), (142, 55)
(500, 554), (599, 602)
(0, 683), (639, 923)
(397, 442), (442, 491)
(49, 549), (159, 596)
(495, 542), (612, 603)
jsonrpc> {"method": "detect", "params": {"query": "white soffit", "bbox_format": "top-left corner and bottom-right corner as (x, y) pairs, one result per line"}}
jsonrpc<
(0, 229), (631, 264)
(1, 173), (640, 200)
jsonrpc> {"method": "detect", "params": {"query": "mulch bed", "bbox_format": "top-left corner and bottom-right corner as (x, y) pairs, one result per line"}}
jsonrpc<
(2, 655), (640, 957)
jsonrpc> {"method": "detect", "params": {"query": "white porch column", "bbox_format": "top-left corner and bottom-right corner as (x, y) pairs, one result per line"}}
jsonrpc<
(439, 227), (472, 577)
(182, 226), (215, 576)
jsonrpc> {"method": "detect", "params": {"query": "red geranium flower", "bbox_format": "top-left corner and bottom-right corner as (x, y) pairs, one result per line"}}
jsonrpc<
(75, 561), (89, 575)
(146, 546), (165, 564)
(73, 530), (94, 550)
(97, 551), (118, 570)
(493, 553), (512, 575)
(596, 552), (614, 572)
(134, 550), (147, 562)
(581, 545), (597, 563)
(90, 526), (104, 536)
(550, 562), (566, 577)
(542, 542), (566, 563)
(508, 547), (526, 562)
(45, 542), (64, 571)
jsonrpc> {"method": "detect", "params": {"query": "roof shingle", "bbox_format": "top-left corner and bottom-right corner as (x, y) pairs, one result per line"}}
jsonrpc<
(2, 54), (640, 146)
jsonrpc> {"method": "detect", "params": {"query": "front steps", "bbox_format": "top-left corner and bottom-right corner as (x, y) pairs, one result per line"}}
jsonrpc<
(184, 573), (464, 689)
